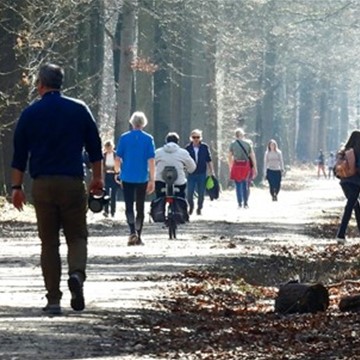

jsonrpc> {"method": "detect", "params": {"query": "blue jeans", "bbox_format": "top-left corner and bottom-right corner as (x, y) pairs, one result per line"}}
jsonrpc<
(235, 180), (248, 207)
(187, 173), (207, 210)
(337, 182), (360, 238)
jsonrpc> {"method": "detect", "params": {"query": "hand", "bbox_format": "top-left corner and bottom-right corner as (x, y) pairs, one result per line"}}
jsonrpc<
(251, 169), (258, 180)
(12, 189), (26, 211)
(146, 180), (155, 195)
(114, 173), (122, 185)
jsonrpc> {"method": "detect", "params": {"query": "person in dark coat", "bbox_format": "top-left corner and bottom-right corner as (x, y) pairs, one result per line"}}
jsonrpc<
(11, 63), (103, 314)
(185, 129), (215, 215)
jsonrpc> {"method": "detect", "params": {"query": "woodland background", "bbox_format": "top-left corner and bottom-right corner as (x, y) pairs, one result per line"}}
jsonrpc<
(1, 0), (360, 193)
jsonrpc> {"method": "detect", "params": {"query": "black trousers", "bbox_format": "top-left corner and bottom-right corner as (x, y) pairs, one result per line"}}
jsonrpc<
(266, 169), (282, 196)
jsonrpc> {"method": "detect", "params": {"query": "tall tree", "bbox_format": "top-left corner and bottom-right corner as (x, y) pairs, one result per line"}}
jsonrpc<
(115, 0), (136, 139)
(136, 0), (156, 135)
(0, 2), (28, 194)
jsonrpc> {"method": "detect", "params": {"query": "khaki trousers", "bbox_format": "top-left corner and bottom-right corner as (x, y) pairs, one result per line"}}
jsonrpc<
(32, 176), (88, 305)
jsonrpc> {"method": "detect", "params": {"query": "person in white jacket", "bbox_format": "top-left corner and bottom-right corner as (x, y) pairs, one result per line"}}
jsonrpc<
(155, 132), (196, 198)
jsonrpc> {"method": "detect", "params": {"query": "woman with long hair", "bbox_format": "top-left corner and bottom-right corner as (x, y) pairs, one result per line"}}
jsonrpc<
(336, 130), (360, 244)
(102, 140), (119, 217)
(264, 139), (284, 201)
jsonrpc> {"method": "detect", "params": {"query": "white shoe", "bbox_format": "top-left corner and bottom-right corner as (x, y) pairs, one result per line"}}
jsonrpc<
(337, 237), (346, 245)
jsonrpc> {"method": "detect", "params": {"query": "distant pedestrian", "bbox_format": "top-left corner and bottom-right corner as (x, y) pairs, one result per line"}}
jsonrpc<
(327, 152), (336, 179)
(317, 150), (327, 178)
(244, 132), (255, 201)
(336, 130), (360, 245)
(103, 140), (119, 218)
(11, 63), (103, 315)
(185, 129), (215, 215)
(264, 139), (285, 201)
(114, 111), (155, 246)
(228, 128), (257, 208)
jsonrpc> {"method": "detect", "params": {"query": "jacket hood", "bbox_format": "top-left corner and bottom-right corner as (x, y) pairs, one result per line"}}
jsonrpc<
(163, 142), (180, 153)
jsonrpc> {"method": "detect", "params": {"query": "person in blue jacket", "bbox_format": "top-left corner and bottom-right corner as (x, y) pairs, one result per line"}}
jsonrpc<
(185, 129), (215, 215)
(11, 63), (103, 315)
(114, 111), (155, 246)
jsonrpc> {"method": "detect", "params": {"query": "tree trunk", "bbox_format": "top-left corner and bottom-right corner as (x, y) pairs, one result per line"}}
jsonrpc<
(88, 0), (105, 120)
(296, 69), (315, 162)
(257, 34), (276, 180)
(136, 0), (155, 135)
(204, 26), (218, 174)
(275, 282), (329, 314)
(339, 87), (349, 144)
(0, 2), (28, 195)
(115, 0), (136, 140)
(153, 17), (171, 146)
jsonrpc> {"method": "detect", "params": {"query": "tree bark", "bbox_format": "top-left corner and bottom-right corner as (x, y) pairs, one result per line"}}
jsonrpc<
(0, 2), (28, 195)
(115, 0), (136, 139)
(136, 0), (155, 135)
(296, 68), (315, 162)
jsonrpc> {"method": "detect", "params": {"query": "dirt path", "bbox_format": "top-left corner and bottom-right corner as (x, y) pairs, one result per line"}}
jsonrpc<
(0, 168), (347, 359)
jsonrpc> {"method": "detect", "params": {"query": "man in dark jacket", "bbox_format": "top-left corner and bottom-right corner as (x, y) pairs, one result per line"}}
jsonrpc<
(11, 63), (103, 315)
(185, 129), (215, 215)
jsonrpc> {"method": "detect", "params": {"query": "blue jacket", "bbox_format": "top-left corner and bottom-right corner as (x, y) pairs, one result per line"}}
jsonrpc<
(116, 129), (155, 183)
(185, 142), (212, 175)
(12, 91), (103, 178)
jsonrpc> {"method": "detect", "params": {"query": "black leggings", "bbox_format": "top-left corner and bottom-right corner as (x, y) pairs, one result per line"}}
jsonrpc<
(122, 181), (147, 235)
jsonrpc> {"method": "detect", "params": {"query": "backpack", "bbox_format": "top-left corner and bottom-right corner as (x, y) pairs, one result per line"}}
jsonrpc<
(334, 148), (356, 179)
(150, 197), (166, 222)
(170, 197), (189, 224)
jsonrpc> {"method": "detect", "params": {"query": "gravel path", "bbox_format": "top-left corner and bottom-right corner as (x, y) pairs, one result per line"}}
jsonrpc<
(0, 169), (346, 359)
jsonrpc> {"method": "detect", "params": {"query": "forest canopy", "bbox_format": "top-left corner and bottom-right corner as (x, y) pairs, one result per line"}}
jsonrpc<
(1, 0), (359, 192)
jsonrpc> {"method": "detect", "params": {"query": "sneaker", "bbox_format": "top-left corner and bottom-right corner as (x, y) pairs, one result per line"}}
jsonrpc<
(128, 233), (138, 246)
(103, 212), (108, 218)
(337, 237), (346, 245)
(196, 209), (201, 215)
(189, 206), (194, 215)
(68, 273), (85, 311)
(42, 304), (62, 315)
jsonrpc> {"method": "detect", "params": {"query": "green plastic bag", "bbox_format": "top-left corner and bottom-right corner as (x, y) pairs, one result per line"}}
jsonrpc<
(205, 175), (214, 190)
